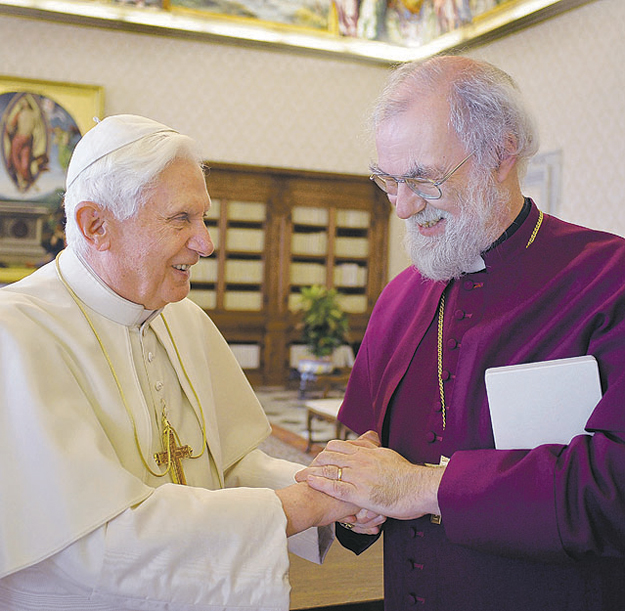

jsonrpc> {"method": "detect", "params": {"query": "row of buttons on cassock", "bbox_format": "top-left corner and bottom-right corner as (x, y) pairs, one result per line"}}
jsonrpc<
(408, 278), (484, 605)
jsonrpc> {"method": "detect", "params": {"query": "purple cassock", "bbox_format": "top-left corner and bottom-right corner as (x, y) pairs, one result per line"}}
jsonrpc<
(338, 200), (625, 610)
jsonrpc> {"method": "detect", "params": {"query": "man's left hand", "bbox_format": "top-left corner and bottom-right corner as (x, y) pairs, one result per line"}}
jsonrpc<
(295, 433), (446, 521)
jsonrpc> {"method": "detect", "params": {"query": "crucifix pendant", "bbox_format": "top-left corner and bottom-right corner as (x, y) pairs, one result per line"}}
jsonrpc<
(154, 414), (193, 485)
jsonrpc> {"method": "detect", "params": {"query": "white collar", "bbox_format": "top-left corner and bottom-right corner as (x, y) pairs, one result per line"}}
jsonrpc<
(463, 255), (486, 274)
(58, 248), (161, 327)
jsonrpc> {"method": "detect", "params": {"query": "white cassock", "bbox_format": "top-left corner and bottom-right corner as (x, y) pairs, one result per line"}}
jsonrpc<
(0, 247), (333, 610)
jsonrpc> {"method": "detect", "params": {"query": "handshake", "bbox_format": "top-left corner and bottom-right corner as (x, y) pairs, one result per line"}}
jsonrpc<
(290, 430), (447, 535)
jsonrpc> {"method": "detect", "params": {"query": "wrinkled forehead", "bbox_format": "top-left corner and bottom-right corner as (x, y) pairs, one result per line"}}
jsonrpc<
(375, 94), (464, 174)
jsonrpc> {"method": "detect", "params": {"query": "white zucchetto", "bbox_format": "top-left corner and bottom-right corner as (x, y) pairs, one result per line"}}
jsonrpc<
(65, 114), (178, 189)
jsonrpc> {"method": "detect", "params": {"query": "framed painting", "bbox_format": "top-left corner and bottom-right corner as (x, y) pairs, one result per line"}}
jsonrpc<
(0, 76), (103, 265)
(0, 0), (596, 63)
(0, 76), (103, 206)
(523, 150), (562, 215)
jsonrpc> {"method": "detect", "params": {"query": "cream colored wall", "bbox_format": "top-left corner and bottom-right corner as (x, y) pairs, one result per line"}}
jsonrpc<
(469, 0), (625, 233)
(0, 14), (387, 173)
(1, 0), (623, 283)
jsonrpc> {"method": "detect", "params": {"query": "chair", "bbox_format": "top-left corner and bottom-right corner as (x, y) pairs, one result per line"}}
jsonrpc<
(304, 398), (350, 452)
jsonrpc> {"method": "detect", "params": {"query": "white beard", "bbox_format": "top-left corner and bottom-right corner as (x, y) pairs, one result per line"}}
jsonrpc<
(404, 172), (510, 282)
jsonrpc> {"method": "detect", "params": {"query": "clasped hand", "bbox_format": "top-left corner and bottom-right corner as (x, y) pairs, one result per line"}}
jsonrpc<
(295, 431), (444, 522)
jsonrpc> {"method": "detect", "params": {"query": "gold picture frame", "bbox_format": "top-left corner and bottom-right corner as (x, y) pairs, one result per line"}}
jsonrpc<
(0, 76), (104, 137)
(0, 75), (103, 266)
(0, 0), (596, 64)
(0, 75), (103, 204)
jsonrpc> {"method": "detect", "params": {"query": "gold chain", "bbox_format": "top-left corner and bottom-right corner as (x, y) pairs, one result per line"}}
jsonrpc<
(55, 257), (207, 479)
(437, 293), (447, 430)
(526, 210), (544, 248)
(436, 209), (543, 431)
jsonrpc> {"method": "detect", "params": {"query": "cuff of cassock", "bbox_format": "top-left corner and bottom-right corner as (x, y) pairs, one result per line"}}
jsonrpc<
(335, 522), (382, 556)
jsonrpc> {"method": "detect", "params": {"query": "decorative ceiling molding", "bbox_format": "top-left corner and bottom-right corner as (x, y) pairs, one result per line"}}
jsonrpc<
(0, 0), (595, 64)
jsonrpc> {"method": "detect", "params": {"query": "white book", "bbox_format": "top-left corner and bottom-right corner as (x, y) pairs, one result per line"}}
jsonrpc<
(485, 355), (602, 450)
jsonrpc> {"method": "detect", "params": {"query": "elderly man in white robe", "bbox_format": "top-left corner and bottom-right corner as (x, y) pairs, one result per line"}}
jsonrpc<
(0, 115), (384, 611)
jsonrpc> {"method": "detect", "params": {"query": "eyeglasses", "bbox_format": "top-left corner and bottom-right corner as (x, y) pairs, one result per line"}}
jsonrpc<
(369, 152), (474, 200)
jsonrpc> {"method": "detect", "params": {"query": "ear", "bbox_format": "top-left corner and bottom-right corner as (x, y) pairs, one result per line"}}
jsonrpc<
(495, 134), (519, 183)
(75, 202), (111, 251)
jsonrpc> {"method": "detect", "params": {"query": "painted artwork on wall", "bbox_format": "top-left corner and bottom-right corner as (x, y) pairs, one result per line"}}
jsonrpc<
(164, 0), (592, 55)
(0, 77), (103, 206)
(1, 92), (81, 204)
(0, 76), (103, 264)
(167, 0), (504, 48)
(168, 0), (330, 30)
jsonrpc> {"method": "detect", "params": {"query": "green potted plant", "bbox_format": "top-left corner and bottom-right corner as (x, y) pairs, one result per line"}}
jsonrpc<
(297, 284), (349, 377)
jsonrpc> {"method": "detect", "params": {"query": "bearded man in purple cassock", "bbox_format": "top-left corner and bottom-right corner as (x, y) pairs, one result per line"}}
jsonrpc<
(297, 55), (625, 610)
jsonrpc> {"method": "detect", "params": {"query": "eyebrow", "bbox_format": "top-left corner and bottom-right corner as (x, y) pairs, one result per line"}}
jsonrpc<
(163, 208), (208, 222)
(404, 160), (438, 180)
(370, 161), (437, 180)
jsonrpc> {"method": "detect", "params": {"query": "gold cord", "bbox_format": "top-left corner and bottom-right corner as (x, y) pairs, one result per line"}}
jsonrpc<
(526, 210), (543, 248)
(437, 293), (447, 430)
(436, 209), (543, 431)
(160, 315), (207, 459)
(55, 257), (207, 479)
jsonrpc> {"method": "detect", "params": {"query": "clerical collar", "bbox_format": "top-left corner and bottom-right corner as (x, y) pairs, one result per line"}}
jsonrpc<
(58, 248), (161, 327)
(458, 198), (531, 275)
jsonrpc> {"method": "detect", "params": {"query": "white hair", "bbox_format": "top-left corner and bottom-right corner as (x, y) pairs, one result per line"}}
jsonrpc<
(63, 131), (204, 255)
(372, 56), (539, 178)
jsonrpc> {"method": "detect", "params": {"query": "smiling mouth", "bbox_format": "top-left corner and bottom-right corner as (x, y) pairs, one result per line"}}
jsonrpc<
(419, 218), (443, 229)
(412, 204), (449, 230)
(173, 264), (191, 272)
(418, 214), (449, 230)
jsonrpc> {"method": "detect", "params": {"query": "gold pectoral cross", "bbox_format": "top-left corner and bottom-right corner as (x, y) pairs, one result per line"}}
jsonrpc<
(154, 414), (193, 485)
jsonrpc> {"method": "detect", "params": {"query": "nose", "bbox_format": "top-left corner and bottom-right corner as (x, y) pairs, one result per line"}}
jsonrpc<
(188, 221), (214, 257)
(393, 183), (428, 220)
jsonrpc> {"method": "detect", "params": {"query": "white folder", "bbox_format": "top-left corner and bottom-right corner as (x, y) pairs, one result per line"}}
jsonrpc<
(485, 355), (602, 450)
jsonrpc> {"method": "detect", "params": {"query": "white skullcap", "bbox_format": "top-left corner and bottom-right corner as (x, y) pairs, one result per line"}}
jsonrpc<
(65, 114), (178, 189)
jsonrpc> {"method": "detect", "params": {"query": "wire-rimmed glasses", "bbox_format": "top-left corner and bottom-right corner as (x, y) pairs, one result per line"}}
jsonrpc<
(370, 152), (474, 200)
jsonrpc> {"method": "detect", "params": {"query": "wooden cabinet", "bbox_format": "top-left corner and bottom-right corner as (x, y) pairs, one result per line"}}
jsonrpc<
(191, 163), (390, 387)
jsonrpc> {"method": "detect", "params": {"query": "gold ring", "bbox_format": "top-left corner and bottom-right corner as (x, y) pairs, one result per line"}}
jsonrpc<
(337, 467), (343, 481)
(339, 522), (354, 530)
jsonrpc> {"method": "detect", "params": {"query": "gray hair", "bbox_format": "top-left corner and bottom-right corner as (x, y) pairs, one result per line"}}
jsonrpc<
(63, 130), (204, 254)
(372, 56), (539, 178)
